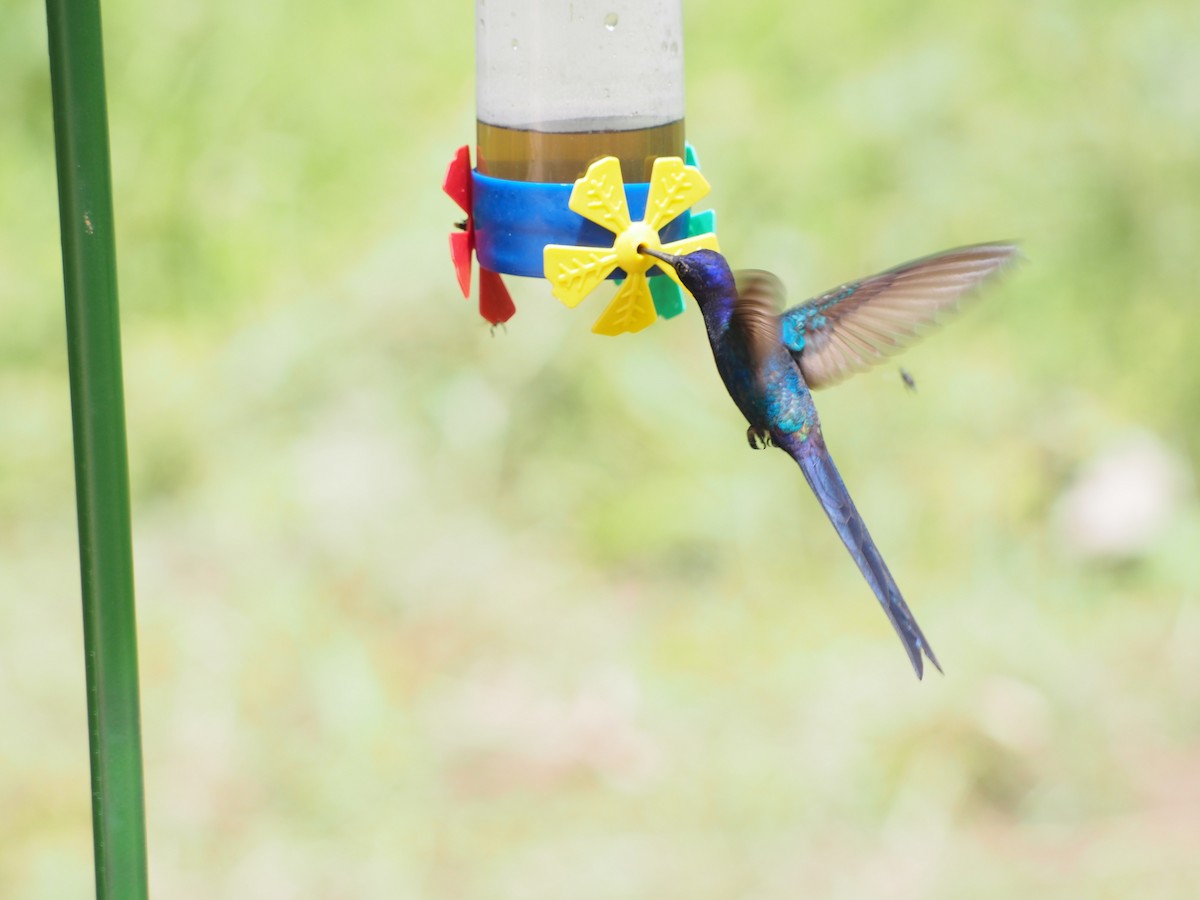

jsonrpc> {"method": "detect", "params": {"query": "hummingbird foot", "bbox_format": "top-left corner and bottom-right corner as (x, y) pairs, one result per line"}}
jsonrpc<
(746, 426), (772, 450)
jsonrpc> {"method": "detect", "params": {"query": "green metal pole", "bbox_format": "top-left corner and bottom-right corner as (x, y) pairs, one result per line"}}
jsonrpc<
(44, 0), (150, 897)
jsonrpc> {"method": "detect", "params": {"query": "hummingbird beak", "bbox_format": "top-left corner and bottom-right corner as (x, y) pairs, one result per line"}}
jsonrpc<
(638, 244), (679, 269)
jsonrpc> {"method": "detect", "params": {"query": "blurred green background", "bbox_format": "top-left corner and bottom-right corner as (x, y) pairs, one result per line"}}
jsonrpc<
(4, 0), (1200, 897)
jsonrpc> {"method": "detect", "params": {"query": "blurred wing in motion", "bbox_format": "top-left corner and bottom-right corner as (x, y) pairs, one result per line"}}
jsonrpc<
(731, 269), (785, 376)
(780, 242), (1020, 389)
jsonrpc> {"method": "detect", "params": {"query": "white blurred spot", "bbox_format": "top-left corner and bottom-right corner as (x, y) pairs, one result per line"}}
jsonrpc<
(976, 676), (1051, 754)
(1054, 431), (1191, 560)
(440, 664), (661, 792)
(290, 401), (418, 554)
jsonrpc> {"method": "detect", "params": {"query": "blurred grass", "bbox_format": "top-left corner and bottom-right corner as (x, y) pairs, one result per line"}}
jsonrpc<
(3, 0), (1200, 897)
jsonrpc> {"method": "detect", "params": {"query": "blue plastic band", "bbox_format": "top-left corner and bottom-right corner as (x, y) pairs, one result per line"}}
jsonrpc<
(473, 171), (691, 279)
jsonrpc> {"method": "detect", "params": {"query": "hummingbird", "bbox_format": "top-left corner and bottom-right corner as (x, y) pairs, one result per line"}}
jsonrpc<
(640, 241), (1018, 677)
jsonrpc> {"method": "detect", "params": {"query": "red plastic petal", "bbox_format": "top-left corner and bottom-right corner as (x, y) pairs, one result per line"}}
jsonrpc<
(449, 230), (472, 298)
(443, 145), (472, 214)
(479, 268), (516, 325)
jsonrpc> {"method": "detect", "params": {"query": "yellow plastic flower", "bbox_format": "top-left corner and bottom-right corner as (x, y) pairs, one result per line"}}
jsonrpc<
(543, 156), (720, 335)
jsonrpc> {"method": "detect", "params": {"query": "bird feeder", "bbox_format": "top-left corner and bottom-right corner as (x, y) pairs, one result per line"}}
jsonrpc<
(444, 0), (718, 334)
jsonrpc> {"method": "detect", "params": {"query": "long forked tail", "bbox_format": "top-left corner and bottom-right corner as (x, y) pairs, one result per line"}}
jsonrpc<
(775, 429), (942, 679)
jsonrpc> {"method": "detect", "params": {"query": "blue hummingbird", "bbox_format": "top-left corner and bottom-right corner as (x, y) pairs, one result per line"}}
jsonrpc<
(640, 242), (1019, 678)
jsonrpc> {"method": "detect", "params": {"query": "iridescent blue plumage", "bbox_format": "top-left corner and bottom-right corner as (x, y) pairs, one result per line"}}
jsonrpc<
(641, 242), (1018, 678)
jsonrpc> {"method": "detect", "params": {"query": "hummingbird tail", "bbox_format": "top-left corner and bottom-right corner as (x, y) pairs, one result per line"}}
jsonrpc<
(775, 429), (942, 679)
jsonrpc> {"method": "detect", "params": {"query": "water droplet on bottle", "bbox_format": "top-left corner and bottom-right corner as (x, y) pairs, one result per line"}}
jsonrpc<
(511, 38), (519, 50)
(604, 12), (618, 31)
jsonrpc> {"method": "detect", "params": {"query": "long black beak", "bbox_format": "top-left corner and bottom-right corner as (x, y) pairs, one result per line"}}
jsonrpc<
(638, 245), (679, 269)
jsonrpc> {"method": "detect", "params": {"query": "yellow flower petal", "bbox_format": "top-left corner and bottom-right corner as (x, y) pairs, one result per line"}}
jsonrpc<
(543, 244), (620, 308)
(591, 273), (657, 335)
(567, 157), (632, 235)
(642, 157), (712, 232)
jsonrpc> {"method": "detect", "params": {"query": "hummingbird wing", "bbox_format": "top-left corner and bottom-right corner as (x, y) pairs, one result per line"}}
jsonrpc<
(731, 270), (784, 375)
(779, 242), (1019, 389)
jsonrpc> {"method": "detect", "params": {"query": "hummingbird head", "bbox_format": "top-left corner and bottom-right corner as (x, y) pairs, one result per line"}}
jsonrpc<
(638, 246), (735, 308)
